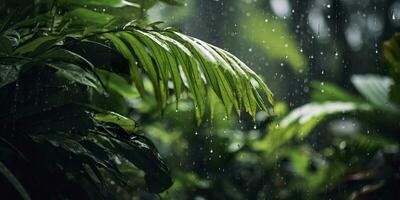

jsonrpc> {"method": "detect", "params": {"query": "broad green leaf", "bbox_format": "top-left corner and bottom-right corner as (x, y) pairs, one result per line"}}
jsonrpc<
(31, 134), (111, 170)
(102, 134), (173, 192)
(254, 102), (372, 153)
(15, 36), (59, 55)
(65, 8), (114, 25)
(94, 112), (137, 133)
(38, 48), (95, 73)
(49, 62), (103, 92)
(0, 162), (31, 200)
(351, 75), (398, 112)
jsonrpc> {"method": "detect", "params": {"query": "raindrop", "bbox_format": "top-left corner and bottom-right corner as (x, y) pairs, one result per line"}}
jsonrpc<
(210, 149), (214, 153)
(195, 131), (198, 135)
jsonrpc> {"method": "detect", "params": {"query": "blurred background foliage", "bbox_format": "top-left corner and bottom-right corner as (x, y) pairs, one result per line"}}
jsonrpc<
(1, 0), (400, 199)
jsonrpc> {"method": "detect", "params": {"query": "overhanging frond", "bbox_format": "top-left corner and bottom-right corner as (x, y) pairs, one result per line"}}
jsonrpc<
(102, 28), (274, 120)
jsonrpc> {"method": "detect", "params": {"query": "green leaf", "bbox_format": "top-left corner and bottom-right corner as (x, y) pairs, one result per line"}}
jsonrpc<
(109, 135), (172, 193)
(94, 112), (137, 133)
(118, 31), (164, 107)
(15, 36), (59, 55)
(95, 68), (139, 99)
(65, 8), (114, 25)
(48, 62), (103, 92)
(60, 0), (140, 7)
(0, 162), (31, 200)
(254, 102), (372, 153)
(351, 75), (398, 112)
(311, 81), (362, 102)
(103, 33), (145, 97)
(383, 33), (400, 105)
(38, 48), (96, 73)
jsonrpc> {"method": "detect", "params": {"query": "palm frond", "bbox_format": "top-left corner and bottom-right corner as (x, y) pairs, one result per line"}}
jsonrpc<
(103, 29), (274, 119)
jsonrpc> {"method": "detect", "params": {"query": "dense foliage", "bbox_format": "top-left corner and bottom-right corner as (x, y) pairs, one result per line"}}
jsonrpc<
(1, 0), (400, 200)
(0, 0), (273, 199)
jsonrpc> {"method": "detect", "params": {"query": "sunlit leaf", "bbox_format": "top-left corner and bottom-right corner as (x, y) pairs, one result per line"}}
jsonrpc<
(101, 29), (274, 120)
(351, 75), (398, 112)
(254, 102), (372, 153)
